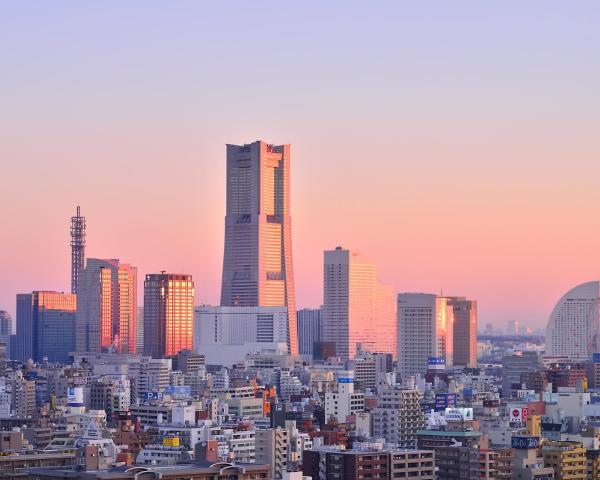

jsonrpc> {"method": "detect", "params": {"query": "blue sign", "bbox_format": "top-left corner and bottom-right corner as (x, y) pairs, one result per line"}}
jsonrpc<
(164, 386), (191, 397)
(593, 353), (600, 364)
(434, 393), (456, 411)
(143, 391), (163, 401)
(428, 357), (445, 366)
(338, 378), (353, 383)
(511, 436), (540, 449)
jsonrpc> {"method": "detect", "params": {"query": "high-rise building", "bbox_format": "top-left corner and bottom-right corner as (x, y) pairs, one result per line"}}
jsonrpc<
(296, 308), (322, 356)
(16, 291), (76, 363)
(0, 311), (12, 336)
(143, 273), (194, 358)
(448, 297), (477, 368)
(76, 259), (137, 354)
(70, 206), (86, 295)
(397, 293), (453, 378)
(220, 141), (297, 354)
(136, 306), (144, 354)
(545, 281), (600, 359)
(322, 247), (396, 360)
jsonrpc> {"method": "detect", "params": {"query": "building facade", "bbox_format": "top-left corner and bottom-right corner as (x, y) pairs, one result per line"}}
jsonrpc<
(545, 281), (600, 359)
(448, 297), (477, 368)
(323, 247), (396, 360)
(296, 308), (322, 356)
(397, 293), (453, 377)
(76, 259), (137, 354)
(143, 273), (194, 358)
(220, 140), (297, 354)
(16, 291), (76, 363)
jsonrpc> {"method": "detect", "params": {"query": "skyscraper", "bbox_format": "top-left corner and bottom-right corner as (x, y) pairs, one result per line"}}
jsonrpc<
(143, 273), (194, 358)
(76, 259), (137, 354)
(70, 206), (86, 295)
(220, 141), (297, 354)
(323, 247), (396, 360)
(448, 297), (477, 368)
(296, 308), (323, 356)
(545, 281), (600, 359)
(16, 291), (76, 363)
(397, 293), (453, 378)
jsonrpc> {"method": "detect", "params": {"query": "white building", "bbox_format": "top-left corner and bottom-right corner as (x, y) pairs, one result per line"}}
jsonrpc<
(324, 371), (365, 423)
(397, 293), (453, 378)
(194, 306), (289, 366)
(545, 281), (600, 359)
(371, 388), (425, 448)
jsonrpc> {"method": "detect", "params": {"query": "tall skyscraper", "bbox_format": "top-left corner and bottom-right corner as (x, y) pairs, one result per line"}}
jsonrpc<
(296, 308), (323, 356)
(70, 205), (86, 295)
(143, 273), (194, 358)
(397, 293), (453, 378)
(76, 259), (137, 354)
(16, 291), (76, 363)
(448, 297), (477, 368)
(546, 281), (600, 359)
(323, 247), (396, 360)
(220, 140), (297, 354)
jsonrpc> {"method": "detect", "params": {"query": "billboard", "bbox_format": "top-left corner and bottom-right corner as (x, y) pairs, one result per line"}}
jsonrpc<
(511, 436), (540, 449)
(435, 393), (456, 411)
(444, 407), (473, 421)
(428, 357), (446, 370)
(143, 391), (164, 401)
(164, 386), (192, 397)
(509, 406), (528, 423)
(593, 353), (600, 364)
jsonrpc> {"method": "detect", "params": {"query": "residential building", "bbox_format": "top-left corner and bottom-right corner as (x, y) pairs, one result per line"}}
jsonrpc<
(255, 427), (288, 479)
(542, 441), (586, 480)
(220, 140), (297, 354)
(372, 388), (425, 448)
(324, 371), (365, 423)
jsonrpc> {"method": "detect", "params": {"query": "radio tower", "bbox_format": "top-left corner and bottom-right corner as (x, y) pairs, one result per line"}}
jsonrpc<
(70, 206), (86, 294)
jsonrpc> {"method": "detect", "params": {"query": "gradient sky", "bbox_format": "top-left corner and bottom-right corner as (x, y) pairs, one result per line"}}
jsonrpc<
(1, 2), (599, 330)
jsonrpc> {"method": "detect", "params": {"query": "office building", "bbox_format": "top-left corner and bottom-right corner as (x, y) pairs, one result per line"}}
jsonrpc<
(545, 281), (600, 359)
(0, 311), (12, 336)
(448, 297), (477, 368)
(194, 306), (289, 366)
(220, 140), (297, 354)
(143, 273), (194, 358)
(136, 306), (144, 353)
(296, 307), (322, 356)
(323, 247), (396, 359)
(16, 291), (76, 363)
(76, 259), (137, 354)
(501, 352), (540, 398)
(397, 293), (453, 377)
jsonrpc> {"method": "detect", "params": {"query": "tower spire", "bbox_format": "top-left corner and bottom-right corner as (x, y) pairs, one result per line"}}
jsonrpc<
(70, 206), (86, 294)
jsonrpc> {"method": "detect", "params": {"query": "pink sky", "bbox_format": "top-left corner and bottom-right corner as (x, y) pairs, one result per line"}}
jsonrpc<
(1, 2), (599, 330)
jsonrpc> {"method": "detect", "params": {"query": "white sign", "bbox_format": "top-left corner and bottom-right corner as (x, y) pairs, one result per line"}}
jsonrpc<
(444, 407), (473, 421)
(510, 407), (528, 423)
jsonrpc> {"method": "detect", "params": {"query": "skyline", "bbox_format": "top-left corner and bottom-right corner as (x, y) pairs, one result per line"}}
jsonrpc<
(2, 2), (600, 329)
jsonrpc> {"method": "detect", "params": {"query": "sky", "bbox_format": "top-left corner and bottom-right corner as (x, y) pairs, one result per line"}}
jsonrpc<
(1, 2), (599, 331)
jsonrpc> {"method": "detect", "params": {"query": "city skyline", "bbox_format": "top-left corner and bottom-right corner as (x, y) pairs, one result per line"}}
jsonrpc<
(2, 3), (600, 330)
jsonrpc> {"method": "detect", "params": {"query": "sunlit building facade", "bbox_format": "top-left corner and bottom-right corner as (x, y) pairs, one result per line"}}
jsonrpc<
(397, 293), (453, 378)
(220, 140), (297, 354)
(546, 281), (600, 359)
(16, 291), (76, 363)
(448, 296), (477, 367)
(76, 258), (137, 354)
(143, 273), (194, 358)
(323, 247), (396, 360)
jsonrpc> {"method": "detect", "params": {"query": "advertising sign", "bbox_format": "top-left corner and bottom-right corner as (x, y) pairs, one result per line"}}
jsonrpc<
(444, 407), (473, 421)
(511, 436), (540, 449)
